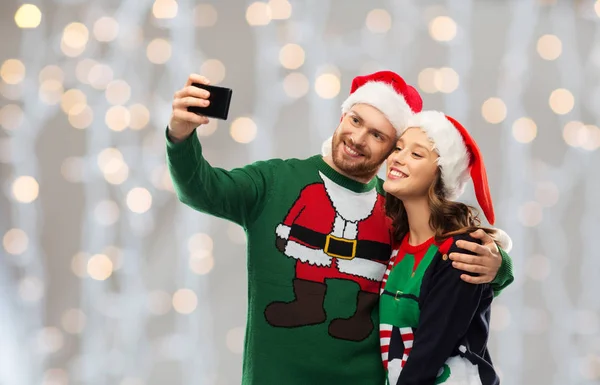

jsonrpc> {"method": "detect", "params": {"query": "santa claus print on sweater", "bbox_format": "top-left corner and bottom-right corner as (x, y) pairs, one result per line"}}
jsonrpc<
(264, 172), (392, 342)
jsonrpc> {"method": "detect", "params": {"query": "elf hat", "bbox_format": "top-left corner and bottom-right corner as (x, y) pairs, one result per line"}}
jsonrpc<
(406, 110), (512, 251)
(321, 70), (423, 156)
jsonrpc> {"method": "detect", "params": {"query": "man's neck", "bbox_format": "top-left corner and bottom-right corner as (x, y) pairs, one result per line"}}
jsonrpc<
(403, 198), (435, 245)
(322, 155), (378, 185)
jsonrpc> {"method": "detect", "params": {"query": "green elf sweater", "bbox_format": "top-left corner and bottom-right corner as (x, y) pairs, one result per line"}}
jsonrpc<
(380, 234), (500, 385)
(166, 130), (514, 385)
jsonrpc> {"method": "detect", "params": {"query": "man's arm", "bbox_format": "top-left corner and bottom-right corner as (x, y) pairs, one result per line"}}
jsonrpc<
(398, 237), (489, 384)
(448, 229), (515, 296)
(166, 129), (275, 227)
(166, 74), (275, 227)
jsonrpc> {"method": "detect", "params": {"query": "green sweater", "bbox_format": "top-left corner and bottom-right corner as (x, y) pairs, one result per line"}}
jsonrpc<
(166, 130), (514, 384)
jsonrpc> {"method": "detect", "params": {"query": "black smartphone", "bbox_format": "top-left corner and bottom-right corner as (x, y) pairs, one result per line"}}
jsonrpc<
(187, 83), (233, 120)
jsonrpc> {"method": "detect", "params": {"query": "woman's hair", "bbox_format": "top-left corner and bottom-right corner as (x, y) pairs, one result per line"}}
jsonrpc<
(385, 170), (496, 244)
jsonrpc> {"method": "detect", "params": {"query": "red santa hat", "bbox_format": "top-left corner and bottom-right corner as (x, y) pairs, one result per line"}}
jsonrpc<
(321, 71), (423, 156)
(406, 110), (513, 252)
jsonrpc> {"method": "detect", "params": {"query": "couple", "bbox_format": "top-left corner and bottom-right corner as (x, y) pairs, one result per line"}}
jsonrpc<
(166, 71), (513, 384)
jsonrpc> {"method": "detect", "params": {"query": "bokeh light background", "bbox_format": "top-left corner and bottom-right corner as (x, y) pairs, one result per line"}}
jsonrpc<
(1, 0), (600, 384)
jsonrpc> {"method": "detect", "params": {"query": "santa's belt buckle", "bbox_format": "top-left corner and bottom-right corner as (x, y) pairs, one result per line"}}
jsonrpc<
(324, 234), (357, 260)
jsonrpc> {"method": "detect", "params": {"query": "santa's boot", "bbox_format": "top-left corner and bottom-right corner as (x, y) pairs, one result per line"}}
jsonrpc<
(264, 278), (327, 327)
(328, 290), (379, 341)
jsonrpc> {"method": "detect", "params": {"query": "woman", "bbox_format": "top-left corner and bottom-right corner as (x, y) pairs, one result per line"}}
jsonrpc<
(379, 111), (509, 384)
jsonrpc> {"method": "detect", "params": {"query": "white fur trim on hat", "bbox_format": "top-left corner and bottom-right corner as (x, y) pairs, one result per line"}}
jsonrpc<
(322, 81), (414, 156)
(492, 228), (513, 252)
(406, 111), (471, 200)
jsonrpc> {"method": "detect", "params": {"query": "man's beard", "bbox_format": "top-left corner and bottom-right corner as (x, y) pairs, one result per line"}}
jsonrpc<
(331, 134), (388, 179)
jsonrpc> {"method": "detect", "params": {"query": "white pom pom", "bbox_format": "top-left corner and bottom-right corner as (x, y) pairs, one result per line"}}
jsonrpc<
(492, 228), (513, 253)
(321, 136), (333, 156)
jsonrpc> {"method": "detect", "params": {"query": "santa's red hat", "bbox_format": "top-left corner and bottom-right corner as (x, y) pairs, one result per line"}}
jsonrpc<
(321, 71), (422, 156)
(406, 110), (513, 251)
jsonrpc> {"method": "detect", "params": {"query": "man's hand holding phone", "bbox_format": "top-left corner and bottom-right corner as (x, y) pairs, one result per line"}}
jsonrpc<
(168, 74), (212, 143)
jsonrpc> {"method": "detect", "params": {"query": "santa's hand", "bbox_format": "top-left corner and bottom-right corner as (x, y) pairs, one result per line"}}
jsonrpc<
(275, 237), (288, 252)
(449, 229), (501, 284)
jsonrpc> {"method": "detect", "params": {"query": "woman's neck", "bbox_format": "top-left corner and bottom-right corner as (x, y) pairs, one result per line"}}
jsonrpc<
(403, 197), (435, 246)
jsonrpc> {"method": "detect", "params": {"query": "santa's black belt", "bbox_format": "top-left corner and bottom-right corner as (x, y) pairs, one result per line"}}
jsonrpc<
(288, 225), (390, 261)
(382, 290), (419, 302)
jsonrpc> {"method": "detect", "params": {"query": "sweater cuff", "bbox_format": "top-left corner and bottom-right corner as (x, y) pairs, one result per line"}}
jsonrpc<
(491, 247), (514, 297)
(165, 126), (200, 160)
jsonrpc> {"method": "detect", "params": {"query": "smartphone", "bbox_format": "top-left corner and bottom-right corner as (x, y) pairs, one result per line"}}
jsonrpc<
(187, 83), (233, 120)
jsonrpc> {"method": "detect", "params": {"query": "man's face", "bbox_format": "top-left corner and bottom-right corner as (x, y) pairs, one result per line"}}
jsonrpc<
(331, 104), (397, 179)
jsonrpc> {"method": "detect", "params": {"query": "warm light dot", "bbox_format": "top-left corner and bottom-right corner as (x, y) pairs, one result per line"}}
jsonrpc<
(105, 164), (129, 185)
(429, 16), (457, 42)
(153, 0), (178, 19)
(147, 38), (172, 64)
(246, 2), (272, 26)
(315, 73), (341, 99)
(490, 304), (511, 331)
(43, 368), (69, 385)
(595, 0), (600, 18)
(535, 182), (559, 207)
(434, 67), (459, 93)
(230, 117), (258, 143)
(537, 34), (562, 61)
(0, 104), (24, 130)
(283, 72), (309, 98)
(129, 104), (151, 130)
(1, 59), (26, 85)
(39, 65), (64, 84)
(481, 97), (507, 124)
(189, 254), (215, 275)
(61, 309), (86, 334)
(279, 44), (305, 70)
(61, 89), (87, 114)
(525, 254), (551, 281)
(93, 17), (119, 42)
(14, 4), (42, 29)
(226, 327), (245, 354)
(172, 289), (198, 314)
(579, 125), (600, 151)
(549, 88), (574, 115)
(563, 121), (584, 147)
(269, 0), (292, 19)
(227, 223), (247, 244)
(194, 4), (218, 27)
(88, 63), (114, 89)
(147, 290), (172, 315)
(366, 9), (392, 33)
(197, 119), (218, 136)
(19, 276), (44, 302)
(97, 148), (124, 173)
(37, 327), (64, 354)
(126, 187), (153, 213)
(188, 233), (214, 253)
(12, 176), (39, 203)
(39, 80), (63, 105)
(105, 80), (131, 105)
(106, 105), (131, 131)
(417, 68), (438, 94)
(71, 252), (89, 278)
(3, 228), (29, 255)
(87, 254), (113, 281)
(200, 59), (226, 84)
(518, 201), (543, 227)
(94, 200), (120, 226)
(68, 105), (94, 129)
(512, 117), (537, 143)
(61, 22), (89, 57)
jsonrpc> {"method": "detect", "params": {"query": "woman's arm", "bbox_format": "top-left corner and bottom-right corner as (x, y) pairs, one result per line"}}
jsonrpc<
(398, 235), (490, 385)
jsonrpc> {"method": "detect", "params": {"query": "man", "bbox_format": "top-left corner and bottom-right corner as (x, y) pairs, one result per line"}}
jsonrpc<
(166, 71), (513, 384)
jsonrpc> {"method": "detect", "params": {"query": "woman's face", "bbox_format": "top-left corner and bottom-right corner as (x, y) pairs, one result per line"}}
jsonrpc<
(383, 127), (440, 200)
